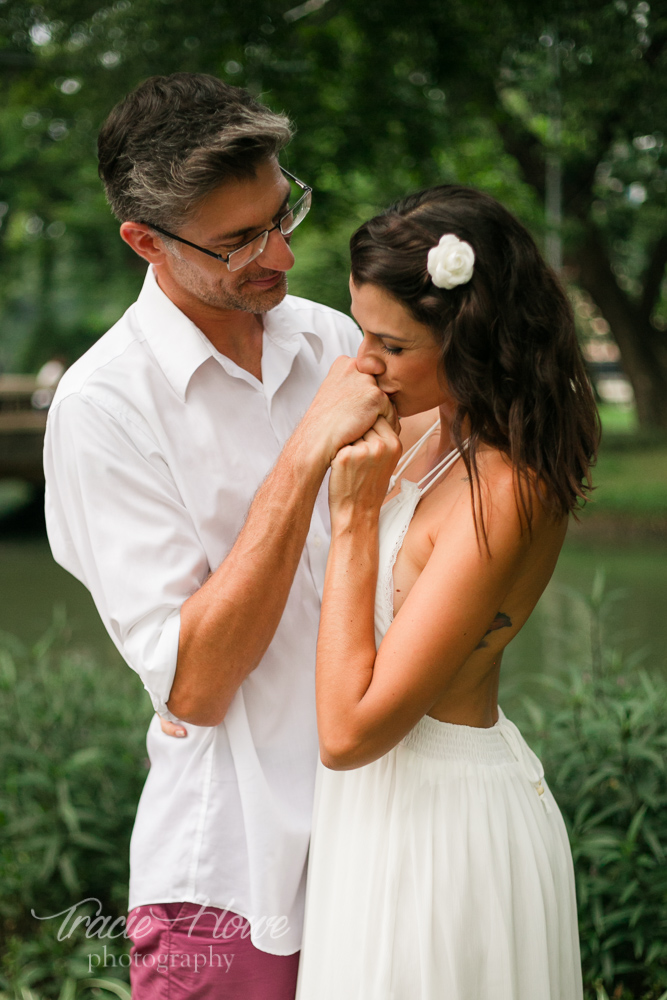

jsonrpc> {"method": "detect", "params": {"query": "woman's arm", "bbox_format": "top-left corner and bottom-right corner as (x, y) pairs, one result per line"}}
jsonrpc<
(317, 442), (535, 771)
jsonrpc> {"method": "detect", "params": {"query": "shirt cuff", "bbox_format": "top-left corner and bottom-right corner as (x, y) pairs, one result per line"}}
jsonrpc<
(136, 610), (182, 719)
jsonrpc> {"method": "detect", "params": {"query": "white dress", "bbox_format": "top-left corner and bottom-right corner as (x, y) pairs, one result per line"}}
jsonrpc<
(296, 424), (583, 1000)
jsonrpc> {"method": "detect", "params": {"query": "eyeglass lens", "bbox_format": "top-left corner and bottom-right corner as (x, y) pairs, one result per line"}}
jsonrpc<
(227, 233), (269, 272)
(279, 189), (312, 236)
(227, 187), (312, 272)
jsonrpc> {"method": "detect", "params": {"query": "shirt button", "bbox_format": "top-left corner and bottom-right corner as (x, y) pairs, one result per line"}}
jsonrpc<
(312, 534), (322, 549)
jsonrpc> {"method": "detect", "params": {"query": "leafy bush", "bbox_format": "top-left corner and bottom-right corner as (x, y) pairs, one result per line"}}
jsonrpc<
(1, 924), (132, 1000)
(515, 574), (667, 1000)
(2, 584), (667, 999)
(0, 610), (152, 998)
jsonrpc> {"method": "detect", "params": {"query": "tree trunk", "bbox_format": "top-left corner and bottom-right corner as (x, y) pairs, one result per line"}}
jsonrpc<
(573, 227), (667, 431)
(22, 235), (56, 373)
(493, 112), (667, 430)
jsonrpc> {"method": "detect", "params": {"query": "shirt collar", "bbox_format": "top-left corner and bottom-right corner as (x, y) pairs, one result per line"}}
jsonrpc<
(135, 267), (217, 401)
(134, 267), (324, 401)
(262, 298), (325, 365)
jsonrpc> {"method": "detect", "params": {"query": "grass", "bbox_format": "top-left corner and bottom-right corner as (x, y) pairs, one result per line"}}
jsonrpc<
(581, 404), (667, 521)
(597, 403), (639, 436)
(590, 446), (667, 515)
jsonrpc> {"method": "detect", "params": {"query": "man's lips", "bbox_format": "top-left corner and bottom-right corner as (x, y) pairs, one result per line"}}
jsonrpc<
(245, 271), (283, 289)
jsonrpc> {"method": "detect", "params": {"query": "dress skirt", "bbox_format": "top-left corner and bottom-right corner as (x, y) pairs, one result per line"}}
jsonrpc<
(295, 708), (583, 1000)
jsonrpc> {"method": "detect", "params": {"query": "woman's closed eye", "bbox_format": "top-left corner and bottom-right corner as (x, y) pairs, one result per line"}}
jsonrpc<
(380, 342), (403, 356)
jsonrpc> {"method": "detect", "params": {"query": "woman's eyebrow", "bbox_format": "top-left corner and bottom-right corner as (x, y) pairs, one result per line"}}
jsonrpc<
(370, 331), (411, 344)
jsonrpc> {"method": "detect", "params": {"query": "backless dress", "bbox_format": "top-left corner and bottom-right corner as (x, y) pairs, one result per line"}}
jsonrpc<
(295, 421), (583, 1000)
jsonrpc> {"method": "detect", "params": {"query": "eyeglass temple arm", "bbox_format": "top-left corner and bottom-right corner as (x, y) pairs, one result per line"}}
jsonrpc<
(140, 170), (309, 257)
(280, 166), (311, 193)
(140, 222), (227, 262)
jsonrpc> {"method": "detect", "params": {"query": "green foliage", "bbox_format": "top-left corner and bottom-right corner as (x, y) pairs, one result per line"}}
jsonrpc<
(1, 923), (132, 1000)
(0, 609), (152, 996)
(515, 575), (667, 1000)
(2, 588), (667, 997)
(1, 0), (664, 382)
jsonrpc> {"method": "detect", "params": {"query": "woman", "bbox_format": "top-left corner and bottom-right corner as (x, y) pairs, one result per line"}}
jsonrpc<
(295, 185), (598, 999)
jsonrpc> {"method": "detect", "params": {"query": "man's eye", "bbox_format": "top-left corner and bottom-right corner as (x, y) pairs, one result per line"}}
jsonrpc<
(216, 241), (245, 253)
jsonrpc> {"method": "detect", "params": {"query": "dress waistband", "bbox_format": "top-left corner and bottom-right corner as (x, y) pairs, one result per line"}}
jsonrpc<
(400, 708), (551, 812)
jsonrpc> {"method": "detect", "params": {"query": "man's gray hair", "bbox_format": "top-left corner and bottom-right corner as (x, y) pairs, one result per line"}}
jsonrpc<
(98, 73), (294, 230)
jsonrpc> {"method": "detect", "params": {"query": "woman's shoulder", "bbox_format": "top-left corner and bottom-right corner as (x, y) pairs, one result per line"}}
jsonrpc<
(472, 446), (565, 536)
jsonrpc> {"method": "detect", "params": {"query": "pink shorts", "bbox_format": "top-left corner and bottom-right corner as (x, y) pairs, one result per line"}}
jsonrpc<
(127, 903), (300, 999)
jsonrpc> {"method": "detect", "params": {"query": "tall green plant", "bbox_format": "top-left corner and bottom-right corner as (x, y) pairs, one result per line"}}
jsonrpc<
(0, 610), (152, 996)
(516, 577), (667, 1000)
(2, 584), (667, 998)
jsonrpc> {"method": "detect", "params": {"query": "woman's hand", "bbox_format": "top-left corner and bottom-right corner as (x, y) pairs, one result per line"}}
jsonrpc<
(328, 416), (402, 523)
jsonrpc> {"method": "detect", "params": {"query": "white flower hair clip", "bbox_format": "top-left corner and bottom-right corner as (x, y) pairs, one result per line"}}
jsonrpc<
(427, 233), (475, 290)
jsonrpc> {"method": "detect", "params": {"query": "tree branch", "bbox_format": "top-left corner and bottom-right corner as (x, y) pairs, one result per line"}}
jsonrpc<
(640, 234), (667, 324)
(494, 107), (546, 199)
(492, 95), (620, 220)
(574, 223), (667, 426)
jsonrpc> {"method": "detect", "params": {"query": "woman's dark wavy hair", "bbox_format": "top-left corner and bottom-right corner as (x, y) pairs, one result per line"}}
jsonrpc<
(350, 185), (599, 536)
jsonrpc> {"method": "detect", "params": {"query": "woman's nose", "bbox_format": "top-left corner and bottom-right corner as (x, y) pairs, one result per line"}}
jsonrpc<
(356, 338), (385, 377)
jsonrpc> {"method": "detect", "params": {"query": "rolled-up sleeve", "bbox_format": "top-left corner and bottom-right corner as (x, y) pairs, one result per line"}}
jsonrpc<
(44, 392), (208, 717)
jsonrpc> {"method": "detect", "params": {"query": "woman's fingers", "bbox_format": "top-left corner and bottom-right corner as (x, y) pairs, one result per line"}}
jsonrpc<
(158, 714), (187, 738)
(332, 416), (401, 472)
(373, 414), (402, 442)
(362, 417), (402, 458)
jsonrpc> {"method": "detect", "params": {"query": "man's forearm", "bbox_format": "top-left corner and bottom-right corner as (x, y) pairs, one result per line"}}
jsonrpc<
(167, 355), (397, 726)
(168, 428), (327, 726)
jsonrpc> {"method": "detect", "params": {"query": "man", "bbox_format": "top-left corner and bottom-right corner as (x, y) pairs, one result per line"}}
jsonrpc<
(44, 72), (395, 999)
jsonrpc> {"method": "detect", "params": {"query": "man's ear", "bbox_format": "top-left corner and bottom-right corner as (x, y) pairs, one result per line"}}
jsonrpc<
(120, 222), (170, 265)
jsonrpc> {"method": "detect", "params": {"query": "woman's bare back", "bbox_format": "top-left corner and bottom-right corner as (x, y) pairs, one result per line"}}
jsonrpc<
(392, 412), (568, 728)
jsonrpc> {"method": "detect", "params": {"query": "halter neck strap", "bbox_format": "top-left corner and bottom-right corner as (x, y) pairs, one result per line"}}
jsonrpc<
(388, 420), (440, 491)
(416, 441), (468, 496)
(388, 418), (468, 497)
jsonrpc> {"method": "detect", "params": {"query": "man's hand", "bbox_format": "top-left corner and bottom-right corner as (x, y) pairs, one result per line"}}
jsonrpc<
(166, 355), (397, 728)
(158, 714), (187, 738)
(296, 356), (398, 470)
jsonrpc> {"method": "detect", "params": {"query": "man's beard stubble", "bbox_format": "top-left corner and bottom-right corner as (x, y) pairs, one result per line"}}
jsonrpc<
(227, 272), (289, 314)
(173, 253), (289, 314)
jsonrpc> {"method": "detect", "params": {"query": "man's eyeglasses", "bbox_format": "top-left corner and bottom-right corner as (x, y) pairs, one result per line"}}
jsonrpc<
(143, 167), (312, 273)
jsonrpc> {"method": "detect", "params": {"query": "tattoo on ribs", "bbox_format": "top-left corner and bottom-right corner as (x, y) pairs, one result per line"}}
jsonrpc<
(475, 612), (512, 649)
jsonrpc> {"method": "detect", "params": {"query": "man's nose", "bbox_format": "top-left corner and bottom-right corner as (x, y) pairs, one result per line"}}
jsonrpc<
(356, 339), (385, 378)
(259, 227), (295, 272)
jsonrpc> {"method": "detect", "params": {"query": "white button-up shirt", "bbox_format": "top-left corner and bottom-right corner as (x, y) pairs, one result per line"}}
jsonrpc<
(44, 266), (361, 955)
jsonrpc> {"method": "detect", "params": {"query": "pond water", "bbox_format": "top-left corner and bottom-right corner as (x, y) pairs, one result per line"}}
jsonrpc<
(1, 528), (666, 703)
(500, 533), (667, 708)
